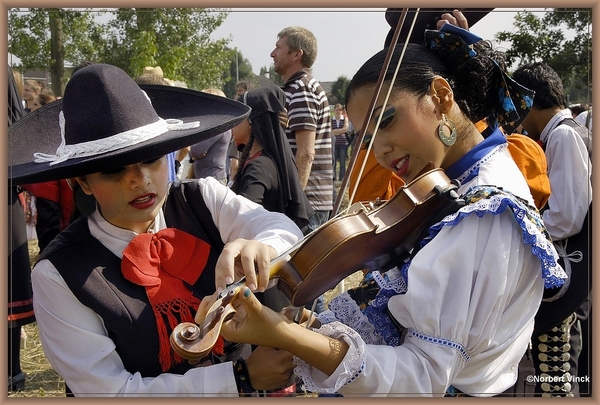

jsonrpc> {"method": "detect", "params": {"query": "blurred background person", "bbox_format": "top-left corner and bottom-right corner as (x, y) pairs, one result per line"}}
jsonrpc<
(187, 88), (232, 184)
(331, 104), (349, 182)
(31, 93), (56, 112)
(22, 79), (43, 113)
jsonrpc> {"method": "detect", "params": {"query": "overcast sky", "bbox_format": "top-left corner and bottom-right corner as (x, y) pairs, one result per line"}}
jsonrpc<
(210, 8), (546, 82)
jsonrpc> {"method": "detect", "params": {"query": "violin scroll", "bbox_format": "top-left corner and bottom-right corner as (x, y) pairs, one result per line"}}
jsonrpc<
(170, 287), (241, 364)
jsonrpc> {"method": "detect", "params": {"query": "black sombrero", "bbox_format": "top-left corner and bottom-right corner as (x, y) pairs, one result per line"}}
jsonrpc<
(8, 63), (250, 185)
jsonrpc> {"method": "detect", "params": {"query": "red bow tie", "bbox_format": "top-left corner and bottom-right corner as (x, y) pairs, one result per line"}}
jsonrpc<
(121, 228), (217, 371)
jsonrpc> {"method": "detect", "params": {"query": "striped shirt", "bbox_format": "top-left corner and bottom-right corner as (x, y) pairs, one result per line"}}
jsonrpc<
(282, 69), (333, 212)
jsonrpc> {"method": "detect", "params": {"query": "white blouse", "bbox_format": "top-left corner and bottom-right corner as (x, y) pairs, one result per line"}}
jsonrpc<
(294, 141), (565, 396)
(32, 176), (303, 396)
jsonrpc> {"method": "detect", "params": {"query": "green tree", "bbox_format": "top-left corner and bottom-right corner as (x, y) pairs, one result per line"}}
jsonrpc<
(8, 8), (106, 96)
(329, 75), (350, 106)
(222, 49), (255, 98)
(101, 8), (231, 91)
(9, 8), (233, 94)
(495, 8), (592, 103)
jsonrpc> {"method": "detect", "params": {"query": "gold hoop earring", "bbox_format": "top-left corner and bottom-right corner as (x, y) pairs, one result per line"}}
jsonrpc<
(438, 114), (457, 146)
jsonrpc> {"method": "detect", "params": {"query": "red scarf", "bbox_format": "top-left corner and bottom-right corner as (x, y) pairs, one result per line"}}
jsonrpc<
(121, 228), (224, 371)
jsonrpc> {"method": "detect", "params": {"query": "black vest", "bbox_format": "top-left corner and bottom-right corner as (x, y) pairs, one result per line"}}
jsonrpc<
(39, 180), (233, 377)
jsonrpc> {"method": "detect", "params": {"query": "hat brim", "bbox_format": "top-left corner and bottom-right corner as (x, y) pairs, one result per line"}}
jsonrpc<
(9, 84), (250, 185)
(384, 8), (493, 47)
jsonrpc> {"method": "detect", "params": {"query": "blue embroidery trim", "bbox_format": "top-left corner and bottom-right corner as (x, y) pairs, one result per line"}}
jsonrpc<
(445, 129), (507, 183)
(408, 328), (471, 363)
(344, 360), (365, 387)
(362, 287), (402, 347)
(421, 185), (565, 289)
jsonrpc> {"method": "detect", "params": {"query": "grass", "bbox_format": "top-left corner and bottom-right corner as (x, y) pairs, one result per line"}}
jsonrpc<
(12, 323), (66, 397)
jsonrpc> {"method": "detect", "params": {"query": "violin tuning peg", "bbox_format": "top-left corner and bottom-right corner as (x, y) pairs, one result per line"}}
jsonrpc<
(207, 306), (225, 329)
(221, 287), (239, 306)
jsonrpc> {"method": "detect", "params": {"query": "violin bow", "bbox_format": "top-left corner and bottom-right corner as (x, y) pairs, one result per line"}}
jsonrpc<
(331, 8), (420, 218)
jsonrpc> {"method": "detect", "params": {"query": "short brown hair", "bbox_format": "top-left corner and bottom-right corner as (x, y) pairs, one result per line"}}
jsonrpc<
(277, 26), (317, 68)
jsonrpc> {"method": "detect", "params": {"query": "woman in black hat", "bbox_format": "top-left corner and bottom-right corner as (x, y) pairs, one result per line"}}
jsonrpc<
(8, 64), (301, 396)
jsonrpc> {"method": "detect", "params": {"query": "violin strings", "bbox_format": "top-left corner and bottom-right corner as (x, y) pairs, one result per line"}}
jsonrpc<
(346, 8), (421, 208)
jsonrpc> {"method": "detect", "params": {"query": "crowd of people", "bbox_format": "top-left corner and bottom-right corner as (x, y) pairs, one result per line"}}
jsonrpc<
(8, 8), (591, 398)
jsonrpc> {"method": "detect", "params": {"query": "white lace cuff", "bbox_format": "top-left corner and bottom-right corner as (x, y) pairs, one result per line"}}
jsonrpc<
(293, 321), (366, 394)
(328, 291), (386, 345)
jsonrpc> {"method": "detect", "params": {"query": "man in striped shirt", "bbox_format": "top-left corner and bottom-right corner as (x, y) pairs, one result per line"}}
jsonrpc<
(270, 26), (333, 235)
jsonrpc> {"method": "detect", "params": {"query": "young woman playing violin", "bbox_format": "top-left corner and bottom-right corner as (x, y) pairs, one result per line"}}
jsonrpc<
(202, 23), (566, 396)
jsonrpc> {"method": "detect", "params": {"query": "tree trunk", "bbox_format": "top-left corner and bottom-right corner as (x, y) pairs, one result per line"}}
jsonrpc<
(49, 10), (65, 97)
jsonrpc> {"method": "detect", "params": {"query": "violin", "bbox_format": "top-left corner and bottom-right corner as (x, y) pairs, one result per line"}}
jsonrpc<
(170, 165), (464, 363)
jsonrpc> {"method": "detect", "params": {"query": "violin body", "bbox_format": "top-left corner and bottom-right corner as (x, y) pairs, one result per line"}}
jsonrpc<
(170, 166), (463, 363)
(277, 166), (459, 306)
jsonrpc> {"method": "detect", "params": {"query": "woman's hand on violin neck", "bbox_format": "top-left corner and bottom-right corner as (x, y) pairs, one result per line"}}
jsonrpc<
(221, 286), (295, 350)
(246, 346), (295, 391)
(214, 239), (277, 294)
(227, 287), (349, 377)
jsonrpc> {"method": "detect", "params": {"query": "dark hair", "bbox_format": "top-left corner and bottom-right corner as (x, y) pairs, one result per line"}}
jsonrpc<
(236, 81), (253, 91)
(512, 62), (567, 110)
(570, 103), (588, 117)
(40, 86), (55, 97)
(346, 41), (504, 124)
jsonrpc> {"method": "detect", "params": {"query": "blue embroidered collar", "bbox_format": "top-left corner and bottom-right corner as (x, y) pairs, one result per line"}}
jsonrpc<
(444, 129), (506, 183)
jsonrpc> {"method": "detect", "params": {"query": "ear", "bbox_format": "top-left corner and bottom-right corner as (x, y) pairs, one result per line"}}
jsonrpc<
(293, 48), (303, 62)
(75, 176), (94, 196)
(430, 77), (454, 113)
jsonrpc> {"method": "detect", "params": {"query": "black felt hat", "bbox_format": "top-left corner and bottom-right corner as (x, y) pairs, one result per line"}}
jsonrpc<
(8, 63), (250, 185)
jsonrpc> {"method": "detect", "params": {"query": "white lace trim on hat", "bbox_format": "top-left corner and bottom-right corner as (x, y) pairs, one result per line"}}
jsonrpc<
(33, 111), (200, 165)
